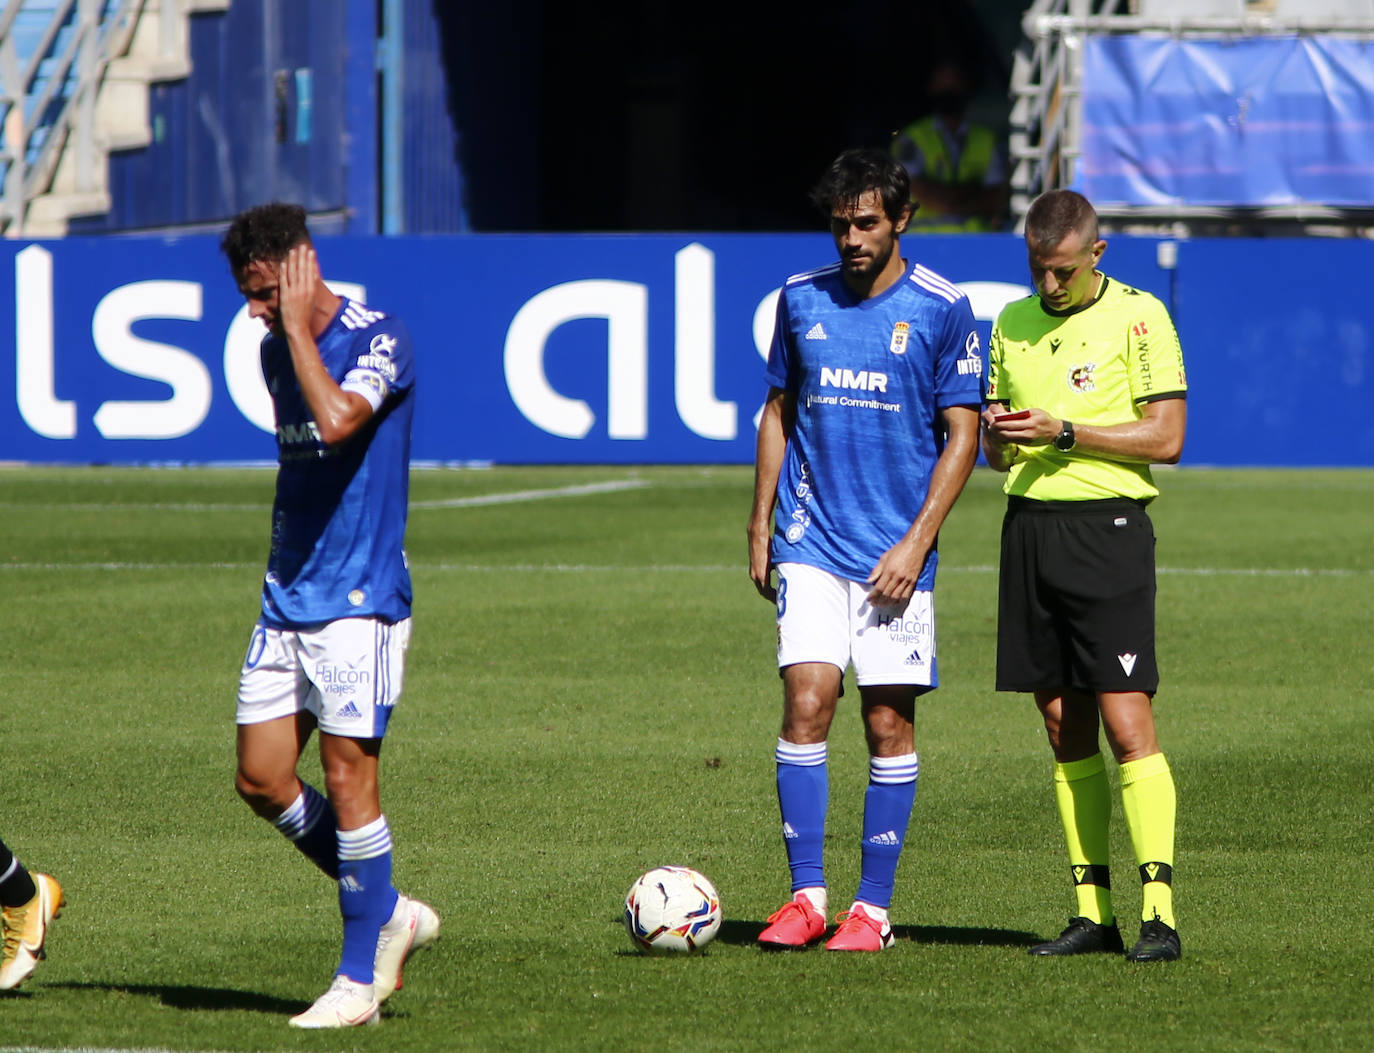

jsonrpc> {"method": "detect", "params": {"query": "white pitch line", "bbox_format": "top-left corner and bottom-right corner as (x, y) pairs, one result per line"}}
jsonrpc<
(0, 478), (653, 515)
(410, 478), (650, 509)
(1, 562), (1367, 578)
(0, 1048), (234, 1053)
(0, 502), (267, 512)
(424, 562), (739, 573)
(0, 562), (258, 571)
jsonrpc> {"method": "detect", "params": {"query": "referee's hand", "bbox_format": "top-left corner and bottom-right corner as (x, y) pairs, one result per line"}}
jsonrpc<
(984, 404), (1056, 445)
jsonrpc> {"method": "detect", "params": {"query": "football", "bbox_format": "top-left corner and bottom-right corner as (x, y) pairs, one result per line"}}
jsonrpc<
(623, 866), (722, 954)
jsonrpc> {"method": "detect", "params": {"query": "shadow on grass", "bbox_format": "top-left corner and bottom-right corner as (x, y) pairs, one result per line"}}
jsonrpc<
(716, 918), (1041, 948)
(45, 981), (302, 1014)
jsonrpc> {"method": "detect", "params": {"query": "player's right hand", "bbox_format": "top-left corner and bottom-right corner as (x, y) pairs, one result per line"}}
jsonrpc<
(277, 244), (318, 338)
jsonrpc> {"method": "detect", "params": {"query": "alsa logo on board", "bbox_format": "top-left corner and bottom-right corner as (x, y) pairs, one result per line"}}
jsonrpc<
(11, 244), (367, 442)
(503, 256), (1024, 443)
(9, 242), (1026, 450)
(503, 244), (746, 442)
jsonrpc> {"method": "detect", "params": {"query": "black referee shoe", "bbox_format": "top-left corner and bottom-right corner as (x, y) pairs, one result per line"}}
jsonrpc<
(1028, 916), (1125, 956)
(1126, 919), (1182, 962)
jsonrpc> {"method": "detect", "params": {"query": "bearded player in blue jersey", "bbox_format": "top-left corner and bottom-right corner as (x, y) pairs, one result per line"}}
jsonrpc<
(748, 149), (982, 951)
(221, 204), (437, 1027)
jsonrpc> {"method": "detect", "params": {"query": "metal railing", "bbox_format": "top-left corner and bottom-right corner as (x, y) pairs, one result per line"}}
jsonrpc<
(0, 0), (142, 235)
(1009, 1), (1131, 226)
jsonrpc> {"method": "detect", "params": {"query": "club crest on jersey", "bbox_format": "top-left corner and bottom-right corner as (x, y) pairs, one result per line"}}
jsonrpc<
(1068, 362), (1097, 392)
(889, 321), (910, 355)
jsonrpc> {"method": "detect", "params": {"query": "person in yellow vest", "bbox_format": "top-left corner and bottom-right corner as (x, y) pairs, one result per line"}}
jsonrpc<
(981, 189), (1187, 963)
(890, 60), (1008, 233)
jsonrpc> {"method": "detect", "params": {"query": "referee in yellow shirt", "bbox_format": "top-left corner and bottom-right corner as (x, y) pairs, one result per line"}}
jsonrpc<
(981, 189), (1186, 963)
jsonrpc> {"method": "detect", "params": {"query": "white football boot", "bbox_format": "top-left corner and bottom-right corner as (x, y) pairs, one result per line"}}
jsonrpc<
(288, 975), (380, 1028)
(373, 894), (441, 1002)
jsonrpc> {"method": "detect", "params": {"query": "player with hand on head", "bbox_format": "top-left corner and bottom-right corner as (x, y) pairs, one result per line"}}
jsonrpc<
(982, 188), (1187, 963)
(0, 836), (63, 991)
(222, 203), (438, 1027)
(748, 148), (982, 951)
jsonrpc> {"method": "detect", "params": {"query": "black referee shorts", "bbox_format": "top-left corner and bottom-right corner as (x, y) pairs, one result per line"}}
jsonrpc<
(996, 496), (1159, 695)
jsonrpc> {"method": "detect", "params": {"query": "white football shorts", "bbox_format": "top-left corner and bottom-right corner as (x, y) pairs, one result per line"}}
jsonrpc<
(775, 562), (937, 688)
(236, 617), (411, 738)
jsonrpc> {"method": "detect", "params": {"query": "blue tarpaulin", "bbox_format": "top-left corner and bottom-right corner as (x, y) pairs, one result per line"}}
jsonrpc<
(1081, 35), (1374, 207)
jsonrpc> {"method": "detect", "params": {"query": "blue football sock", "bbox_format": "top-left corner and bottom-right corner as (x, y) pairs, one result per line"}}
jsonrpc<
(336, 815), (400, 985)
(775, 738), (828, 894)
(272, 782), (339, 879)
(854, 752), (919, 910)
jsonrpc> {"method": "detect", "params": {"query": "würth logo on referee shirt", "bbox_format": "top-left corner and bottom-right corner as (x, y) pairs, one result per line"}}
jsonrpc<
(1117, 653), (1138, 676)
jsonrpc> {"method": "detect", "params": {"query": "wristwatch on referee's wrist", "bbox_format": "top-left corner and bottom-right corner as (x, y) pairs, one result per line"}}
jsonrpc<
(1052, 419), (1076, 452)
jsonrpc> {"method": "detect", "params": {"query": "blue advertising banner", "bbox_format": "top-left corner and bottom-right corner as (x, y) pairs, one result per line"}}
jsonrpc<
(0, 233), (1032, 465)
(0, 232), (1367, 467)
(1172, 237), (1373, 467)
(1081, 35), (1374, 208)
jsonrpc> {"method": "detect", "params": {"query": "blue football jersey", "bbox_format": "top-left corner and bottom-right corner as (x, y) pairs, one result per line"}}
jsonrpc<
(764, 258), (982, 588)
(260, 297), (415, 628)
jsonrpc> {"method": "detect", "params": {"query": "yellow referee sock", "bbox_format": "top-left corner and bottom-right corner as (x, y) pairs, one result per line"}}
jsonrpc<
(1053, 753), (1114, 925)
(1120, 752), (1177, 929)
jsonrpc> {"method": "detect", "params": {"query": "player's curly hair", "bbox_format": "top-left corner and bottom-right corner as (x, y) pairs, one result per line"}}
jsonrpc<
(1025, 190), (1099, 253)
(809, 148), (910, 224)
(220, 202), (311, 274)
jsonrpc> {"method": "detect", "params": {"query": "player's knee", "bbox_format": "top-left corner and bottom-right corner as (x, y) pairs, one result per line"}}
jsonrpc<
(780, 697), (833, 743)
(863, 718), (914, 757)
(234, 766), (289, 815)
(1044, 720), (1100, 760)
(321, 766), (375, 817)
(1040, 712), (1065, 751)
(1104, 726), (1160, 764)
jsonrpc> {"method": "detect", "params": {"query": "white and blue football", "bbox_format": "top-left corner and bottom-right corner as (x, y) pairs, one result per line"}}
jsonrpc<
(623, 866), (722, 953)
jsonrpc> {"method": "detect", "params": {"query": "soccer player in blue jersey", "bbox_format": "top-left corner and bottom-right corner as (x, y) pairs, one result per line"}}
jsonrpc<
(748, 148), (982, 951)
(221, 204), (438, 1027)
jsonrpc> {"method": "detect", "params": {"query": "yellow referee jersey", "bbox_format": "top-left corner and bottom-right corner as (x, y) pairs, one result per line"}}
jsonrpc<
(987, 276), (1187, 501)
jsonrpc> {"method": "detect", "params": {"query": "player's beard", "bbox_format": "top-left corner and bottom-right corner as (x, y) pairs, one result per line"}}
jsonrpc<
(843, 238), (895, 280)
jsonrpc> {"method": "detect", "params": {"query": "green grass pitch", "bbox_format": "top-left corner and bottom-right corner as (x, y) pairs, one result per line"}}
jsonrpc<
(1, 464), (1370, 1051)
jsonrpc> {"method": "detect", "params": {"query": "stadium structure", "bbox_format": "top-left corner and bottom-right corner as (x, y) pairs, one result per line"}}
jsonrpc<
(1012, 0), (1374, 235)
(1, 0), (1372, 470)
(3, 0), (1373, 239)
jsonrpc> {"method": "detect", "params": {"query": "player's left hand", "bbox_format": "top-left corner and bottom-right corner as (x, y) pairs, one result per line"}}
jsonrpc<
(866, 540), (925, 607)
(277, 244), (319, 337)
